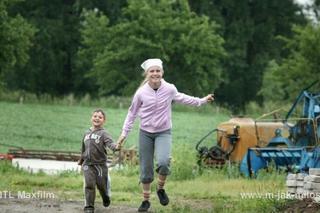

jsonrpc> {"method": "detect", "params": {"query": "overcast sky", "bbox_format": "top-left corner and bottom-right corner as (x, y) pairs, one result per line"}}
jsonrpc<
(295, 0), (312, 5)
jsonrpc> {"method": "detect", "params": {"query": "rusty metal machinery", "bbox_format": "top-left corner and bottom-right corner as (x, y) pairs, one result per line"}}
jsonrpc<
(195, 81), (320, 177)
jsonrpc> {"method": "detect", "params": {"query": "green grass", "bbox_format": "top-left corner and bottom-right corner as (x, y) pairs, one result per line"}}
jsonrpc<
(0, 101), (289, 212)
(0, 101), (224, 152)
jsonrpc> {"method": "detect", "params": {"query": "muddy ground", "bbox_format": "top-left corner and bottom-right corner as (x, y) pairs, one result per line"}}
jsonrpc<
(1, 197), (320, 212)
(0, 199), (137, 213)
(0, 193), (214, 213)
(279, 198), (320, 213)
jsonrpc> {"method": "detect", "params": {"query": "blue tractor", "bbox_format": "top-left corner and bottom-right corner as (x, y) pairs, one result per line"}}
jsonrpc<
(240, 81), (320, 177)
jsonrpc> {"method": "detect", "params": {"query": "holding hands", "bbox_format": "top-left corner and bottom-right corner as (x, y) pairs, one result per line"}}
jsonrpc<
(115, 135), (126, 150)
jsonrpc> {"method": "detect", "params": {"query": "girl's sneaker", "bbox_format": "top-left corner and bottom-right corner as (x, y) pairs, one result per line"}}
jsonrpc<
(157, 189), (169, 206)
(138, 200), (151, 212)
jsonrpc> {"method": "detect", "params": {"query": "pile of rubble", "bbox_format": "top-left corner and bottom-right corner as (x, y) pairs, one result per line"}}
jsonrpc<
(286, 168), (320, 201)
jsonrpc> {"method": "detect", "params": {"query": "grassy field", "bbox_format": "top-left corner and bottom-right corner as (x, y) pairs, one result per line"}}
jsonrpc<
(0, 101), (288, 212)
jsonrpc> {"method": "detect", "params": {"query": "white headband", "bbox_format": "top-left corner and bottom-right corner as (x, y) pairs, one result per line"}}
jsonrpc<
(141, 58), (163, 71)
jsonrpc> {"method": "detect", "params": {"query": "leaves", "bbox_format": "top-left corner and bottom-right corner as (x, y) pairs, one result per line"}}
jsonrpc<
(0, 0), (35, 77)
(79, 0), (226, 96)
(0, 0), (315, 112)
(260, 24), (320, 101)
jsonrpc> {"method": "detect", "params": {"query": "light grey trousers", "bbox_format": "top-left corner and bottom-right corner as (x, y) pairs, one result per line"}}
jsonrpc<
(139, 129), (172, 184)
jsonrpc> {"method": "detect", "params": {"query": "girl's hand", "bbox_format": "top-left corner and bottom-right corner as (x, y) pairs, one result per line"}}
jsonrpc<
(116, 135), (126, 150)
(205, 94), (214, 102)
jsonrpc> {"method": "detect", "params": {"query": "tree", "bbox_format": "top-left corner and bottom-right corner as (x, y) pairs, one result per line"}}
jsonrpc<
(0, 0), (35, 89)
(188, 0), (307, 111)
(258, 60), (285, 102)
(74, 0), (127, 25)
(262, 24), (320, 101)
(6, 0), (129, 96)
(5, 0), (79, 95)
(74, 9), (110, 97)
(80, 0), (226, 97)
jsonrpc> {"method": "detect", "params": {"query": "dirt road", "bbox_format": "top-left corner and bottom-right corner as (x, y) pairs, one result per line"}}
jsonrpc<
(0, 199), (138, 213)
(2, 197), (320, 212)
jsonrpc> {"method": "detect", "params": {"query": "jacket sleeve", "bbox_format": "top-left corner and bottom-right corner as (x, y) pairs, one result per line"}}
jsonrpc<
(172, 85), (207, 106)
(78, 134), (86, 165)
(121, 91), (142, 137)
(103, 132), (117, 152)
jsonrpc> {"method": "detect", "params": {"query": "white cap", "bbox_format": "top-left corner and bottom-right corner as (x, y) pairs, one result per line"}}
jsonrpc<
(141, 58), (163, 72)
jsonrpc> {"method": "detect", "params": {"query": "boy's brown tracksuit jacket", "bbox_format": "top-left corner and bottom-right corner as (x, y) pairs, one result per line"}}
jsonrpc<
(79, 127), (117, 210)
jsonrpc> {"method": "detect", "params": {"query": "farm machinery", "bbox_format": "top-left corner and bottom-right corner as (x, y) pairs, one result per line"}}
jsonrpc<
(196, 81), (320, 177)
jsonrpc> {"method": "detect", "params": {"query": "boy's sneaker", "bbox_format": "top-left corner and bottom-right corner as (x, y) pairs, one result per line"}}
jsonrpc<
(157, 189), (169, 206)
(84, 206), (94, 213)
(138, 200), (151, 212)
(103, 195), (110, 207)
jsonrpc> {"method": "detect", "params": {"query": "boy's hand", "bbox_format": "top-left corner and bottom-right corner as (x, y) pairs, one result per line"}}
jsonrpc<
(77, 158), (84, 166)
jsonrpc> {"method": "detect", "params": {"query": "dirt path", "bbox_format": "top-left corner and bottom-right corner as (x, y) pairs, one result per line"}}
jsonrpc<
(279, 198), (320, 213)
(0, 199), (138, 213)
(3, 197), (320, 212)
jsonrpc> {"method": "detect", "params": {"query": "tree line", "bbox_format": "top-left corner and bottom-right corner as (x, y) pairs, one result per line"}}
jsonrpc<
(1, 0), (319, 112)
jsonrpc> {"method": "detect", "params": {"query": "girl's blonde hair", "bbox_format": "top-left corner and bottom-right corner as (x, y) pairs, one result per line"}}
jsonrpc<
(139, 72), (148, 87)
